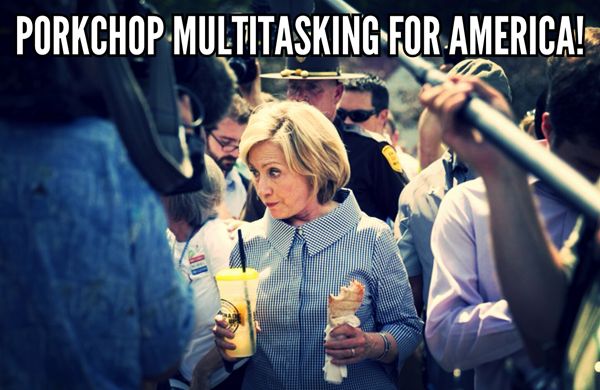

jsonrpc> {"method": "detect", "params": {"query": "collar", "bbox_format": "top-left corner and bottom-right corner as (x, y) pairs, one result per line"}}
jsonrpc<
(225, 167), (242, 190)
(264, 189), (361, 257)
(442, 150), (477, 191)
(333, 115), (344, 134)
(333, 115), (370, 137)
(443, 150), (469, 173)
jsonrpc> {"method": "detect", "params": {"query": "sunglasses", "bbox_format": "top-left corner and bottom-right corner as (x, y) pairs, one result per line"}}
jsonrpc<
(337, 108), (377, 123)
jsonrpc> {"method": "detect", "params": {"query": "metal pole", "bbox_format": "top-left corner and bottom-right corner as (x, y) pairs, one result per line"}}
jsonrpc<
(324, 0), (600, 219)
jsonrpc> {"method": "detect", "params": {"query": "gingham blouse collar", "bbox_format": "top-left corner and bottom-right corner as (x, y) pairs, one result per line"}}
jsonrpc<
(264, 189), (361, 257)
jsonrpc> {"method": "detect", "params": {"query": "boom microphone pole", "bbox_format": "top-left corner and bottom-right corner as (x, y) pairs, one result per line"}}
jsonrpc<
(324, 0), (600, 220)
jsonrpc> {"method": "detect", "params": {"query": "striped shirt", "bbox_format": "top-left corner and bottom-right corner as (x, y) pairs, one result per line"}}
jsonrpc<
(231, 189), (423, 390)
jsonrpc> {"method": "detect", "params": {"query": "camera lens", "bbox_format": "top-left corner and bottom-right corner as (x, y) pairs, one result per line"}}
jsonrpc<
(228, 57), (257, 85)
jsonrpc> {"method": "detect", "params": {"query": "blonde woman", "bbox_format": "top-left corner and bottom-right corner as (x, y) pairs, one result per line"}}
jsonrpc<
(213, 102), (423, 389)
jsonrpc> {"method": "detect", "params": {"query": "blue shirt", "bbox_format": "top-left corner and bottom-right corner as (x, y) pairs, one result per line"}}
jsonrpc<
(232, 189), (423, 390)
(224, 167), (248, 219)
(397, 151), (475, 305)
(0, 117), (194, 389)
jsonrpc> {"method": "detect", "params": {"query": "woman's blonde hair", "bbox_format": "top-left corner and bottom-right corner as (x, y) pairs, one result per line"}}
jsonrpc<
(239, 101), (350, 204)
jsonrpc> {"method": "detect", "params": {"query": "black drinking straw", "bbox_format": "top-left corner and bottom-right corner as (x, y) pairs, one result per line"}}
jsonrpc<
(238, 228), (256, 355)
(238, 229), (247, 273)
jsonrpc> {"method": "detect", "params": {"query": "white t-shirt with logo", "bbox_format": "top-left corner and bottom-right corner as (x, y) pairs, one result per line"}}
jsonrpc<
(167, 218), (235, 387)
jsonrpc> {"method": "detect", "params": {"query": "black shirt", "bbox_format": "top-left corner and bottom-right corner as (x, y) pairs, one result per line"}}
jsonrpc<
(333, 116), (409, 222)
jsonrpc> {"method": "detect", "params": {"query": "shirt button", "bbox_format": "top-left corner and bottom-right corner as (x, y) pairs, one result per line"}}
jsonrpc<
(297, 227), (303, 236)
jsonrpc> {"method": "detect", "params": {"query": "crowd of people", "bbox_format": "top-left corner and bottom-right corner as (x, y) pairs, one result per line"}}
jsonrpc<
(0, 2), (598, 388)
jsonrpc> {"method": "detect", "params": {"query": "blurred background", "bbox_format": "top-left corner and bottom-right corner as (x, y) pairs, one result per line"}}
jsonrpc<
(153, 0), (600, 152)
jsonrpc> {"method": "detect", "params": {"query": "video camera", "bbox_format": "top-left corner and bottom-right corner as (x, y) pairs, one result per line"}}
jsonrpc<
(0, 0), (235, 195)
(0, 0), (234, 195)
(110, 0), (212, 195)
(226, 0), (315, 86)
(224, 19), (277, 85)
(228, 56), (259, 85)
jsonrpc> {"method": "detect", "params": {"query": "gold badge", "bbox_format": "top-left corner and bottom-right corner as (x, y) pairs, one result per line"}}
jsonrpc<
(381, 145), (403, 173)
(296, 56), (306, 63)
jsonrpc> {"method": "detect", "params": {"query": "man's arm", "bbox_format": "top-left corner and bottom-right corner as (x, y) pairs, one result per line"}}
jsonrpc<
(408, 276), (423, 316)
(425, 185), (523, 370)
(482, 164), (566, 362)
(417, 109), (446, 169)
(396, 195), (425, 314)
(418, 76), (568, 364)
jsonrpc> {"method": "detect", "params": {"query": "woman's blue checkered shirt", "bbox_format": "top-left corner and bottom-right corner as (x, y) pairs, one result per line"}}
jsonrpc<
(231, 189), (423, 390)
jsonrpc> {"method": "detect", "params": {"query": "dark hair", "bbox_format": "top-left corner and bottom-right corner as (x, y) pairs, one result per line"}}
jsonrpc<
(174, 56), (236, 128)
(533, 88), (547, 140)
(344, 74), (389, 113)
(546, 27), (600, 147)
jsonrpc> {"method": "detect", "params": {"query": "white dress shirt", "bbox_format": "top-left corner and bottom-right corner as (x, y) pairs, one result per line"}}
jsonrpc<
(426, 178), (579, 389)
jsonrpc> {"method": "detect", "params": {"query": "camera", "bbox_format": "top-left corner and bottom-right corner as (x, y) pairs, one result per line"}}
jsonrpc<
(228, 56), (258, 85)
(226, 18), (277, 85)
(225, 21), (259, 85)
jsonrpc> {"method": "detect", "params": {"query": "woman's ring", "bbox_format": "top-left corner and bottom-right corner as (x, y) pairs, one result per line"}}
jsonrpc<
(351, 348), (356, 357)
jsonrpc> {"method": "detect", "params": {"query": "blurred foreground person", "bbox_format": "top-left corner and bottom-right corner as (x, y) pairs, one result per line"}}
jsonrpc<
(0, 63), (195, 390)
(213, 101), (422, 390)
(0, 5), (246, 389)
(419, 26), (600, 389)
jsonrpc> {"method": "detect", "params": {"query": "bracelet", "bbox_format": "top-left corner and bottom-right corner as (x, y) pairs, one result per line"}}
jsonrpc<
(375, 332), (390, 361)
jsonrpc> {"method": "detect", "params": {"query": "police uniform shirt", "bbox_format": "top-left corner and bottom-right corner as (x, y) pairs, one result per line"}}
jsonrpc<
(333, 116), (409, 222)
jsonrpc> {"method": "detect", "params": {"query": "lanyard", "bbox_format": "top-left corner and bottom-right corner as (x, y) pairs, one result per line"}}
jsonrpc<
(177, 226), (200, 268)
(175, 215), (216, 268)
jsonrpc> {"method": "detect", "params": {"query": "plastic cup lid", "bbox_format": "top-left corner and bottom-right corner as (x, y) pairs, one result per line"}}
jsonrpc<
(216, 268), (259, 281)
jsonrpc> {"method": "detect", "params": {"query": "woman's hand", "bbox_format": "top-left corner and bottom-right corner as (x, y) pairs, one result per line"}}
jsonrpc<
(212, 315), (261, 362)
(324, 324), (377, 365)
(212, 314), (240, 362)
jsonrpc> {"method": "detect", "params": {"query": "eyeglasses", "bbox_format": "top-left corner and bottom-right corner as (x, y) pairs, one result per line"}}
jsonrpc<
(209, 132), (240, 152)
(337, 108), (377, 123)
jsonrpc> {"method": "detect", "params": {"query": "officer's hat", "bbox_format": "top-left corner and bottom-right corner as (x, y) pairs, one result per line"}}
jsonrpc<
(261, 56), (366, 80)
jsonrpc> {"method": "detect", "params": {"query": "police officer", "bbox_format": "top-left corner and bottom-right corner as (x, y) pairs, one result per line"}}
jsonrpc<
(260, 56), (408, 222)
